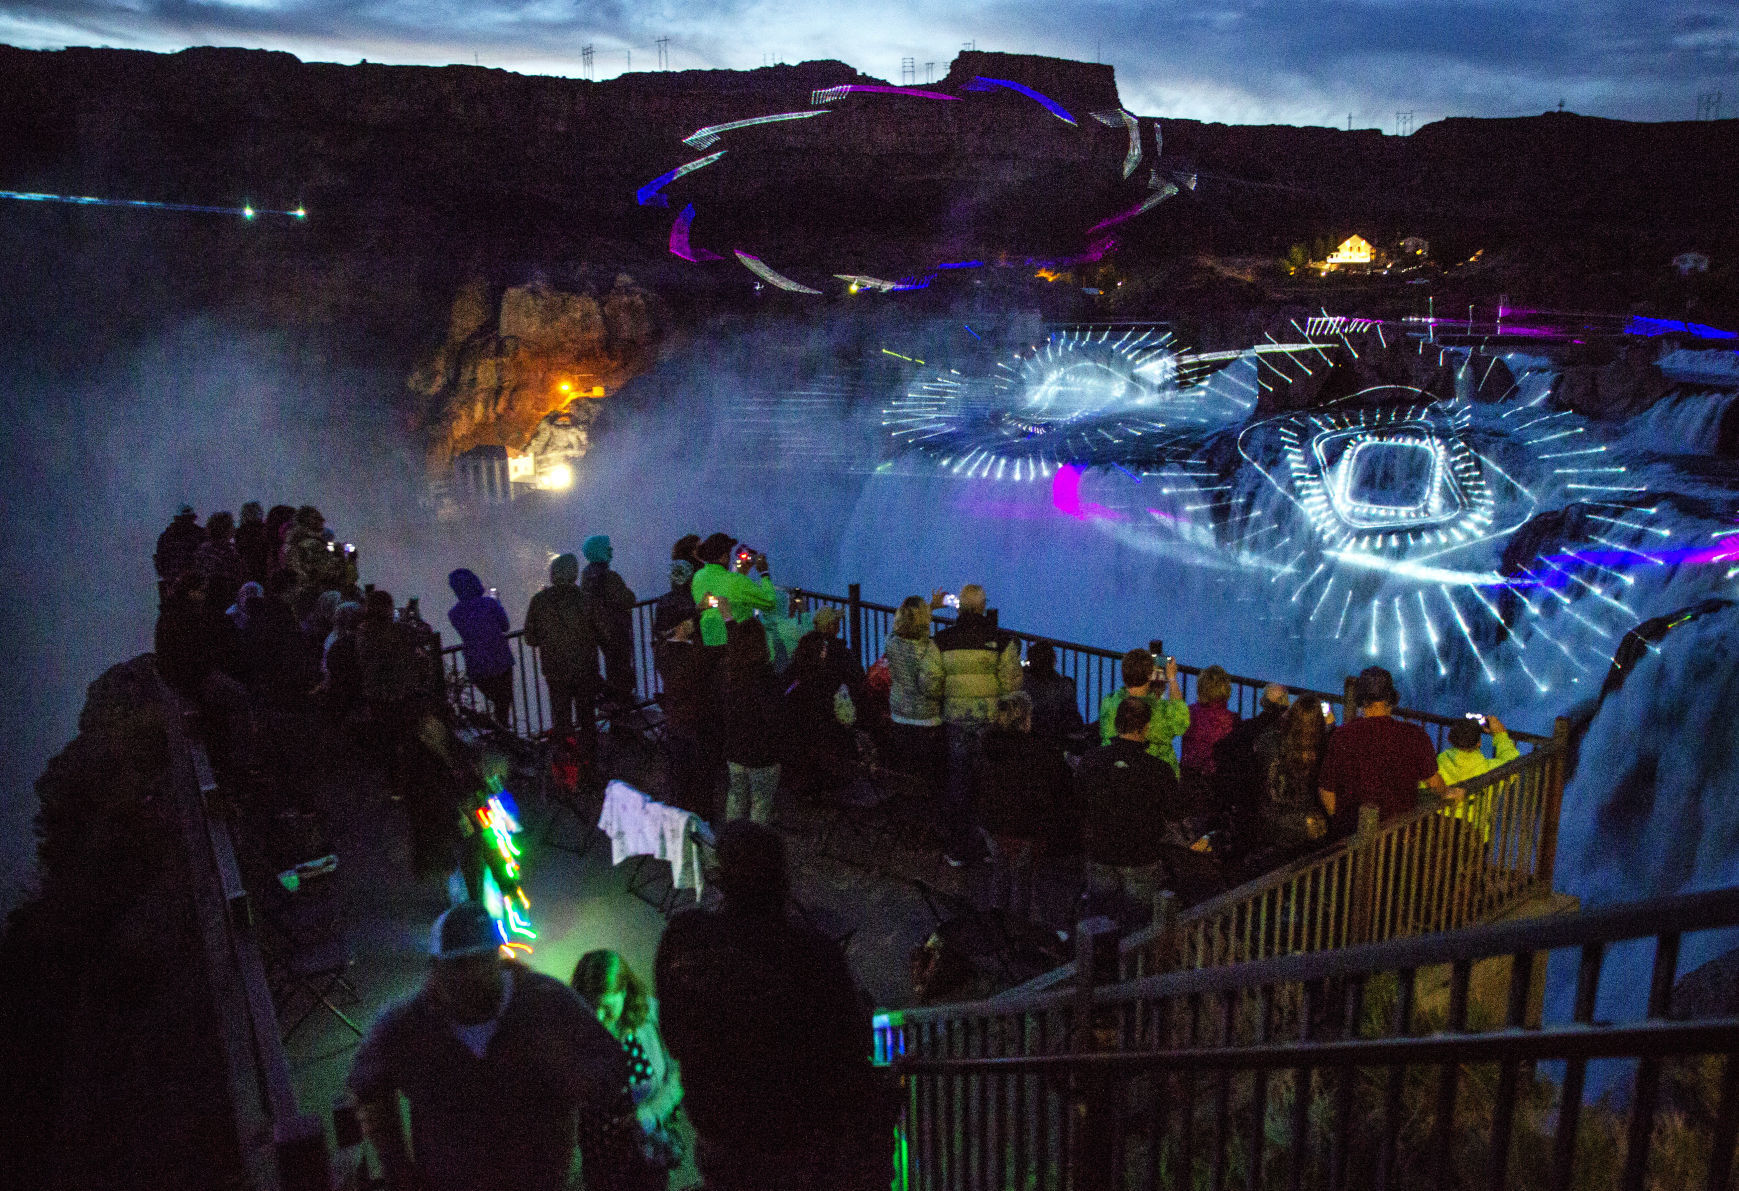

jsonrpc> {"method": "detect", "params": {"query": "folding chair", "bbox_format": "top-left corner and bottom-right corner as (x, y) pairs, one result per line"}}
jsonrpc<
(907, 876), (1021, 985)
(260, 861), (362, 1040)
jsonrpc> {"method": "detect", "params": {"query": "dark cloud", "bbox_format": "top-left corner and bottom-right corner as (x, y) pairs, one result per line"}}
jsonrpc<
(0, 0), (1733, 124)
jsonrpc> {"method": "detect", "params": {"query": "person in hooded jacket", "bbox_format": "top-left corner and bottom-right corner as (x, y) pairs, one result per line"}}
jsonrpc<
(525, 553), (600, 750)
(447, 568), (514, 727)
(580, 535), (638, 707)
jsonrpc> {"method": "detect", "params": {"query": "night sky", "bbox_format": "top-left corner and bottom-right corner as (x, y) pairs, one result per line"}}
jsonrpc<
(0, 0), (1734, 127)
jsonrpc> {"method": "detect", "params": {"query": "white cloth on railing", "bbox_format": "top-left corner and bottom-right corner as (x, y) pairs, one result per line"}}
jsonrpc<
(597, 780), (705, 895)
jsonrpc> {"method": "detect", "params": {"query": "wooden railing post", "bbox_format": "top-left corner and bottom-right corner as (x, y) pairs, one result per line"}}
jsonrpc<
(1348, 805), (1382, 946)
(1152, 888), (1179, 973)
(848, 582), (864, 667)
(1538, 716), (1571, 890)
(1070, 916), (1120, 1190)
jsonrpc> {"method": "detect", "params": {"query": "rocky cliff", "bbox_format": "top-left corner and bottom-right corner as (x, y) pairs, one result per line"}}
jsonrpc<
(3, 43), (1735, 456)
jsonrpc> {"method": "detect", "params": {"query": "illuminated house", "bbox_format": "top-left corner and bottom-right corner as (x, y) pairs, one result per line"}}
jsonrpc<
(1400, 236), (1429, 257)
(1321, 234), (1376, 271)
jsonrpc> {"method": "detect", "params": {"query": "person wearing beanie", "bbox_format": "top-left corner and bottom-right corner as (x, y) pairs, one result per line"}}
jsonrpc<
(690, 532), (777, 623)
(525, 553), (602, 750)
(349, 901), (636, 1191)
(579, 535), (637, 705)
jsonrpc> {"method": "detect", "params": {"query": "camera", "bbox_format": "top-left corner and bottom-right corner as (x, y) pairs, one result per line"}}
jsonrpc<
(1465, 712), (1488, 727)
(705, 593), (721, 609)
(942, 592), (960, 609)
(1321, 700), (1333, 717)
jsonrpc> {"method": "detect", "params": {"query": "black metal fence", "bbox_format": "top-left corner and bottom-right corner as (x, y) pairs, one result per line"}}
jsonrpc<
(440, 585), (1549, 750)
(875, 887), (1739, 1191)
(785, 586), (1550, 748)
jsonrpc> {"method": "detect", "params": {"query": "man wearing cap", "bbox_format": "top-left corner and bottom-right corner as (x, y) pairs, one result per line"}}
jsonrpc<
(349, 902), (635, 1191)
(690, 532), (777, 624)
(579, 535), (637, 706)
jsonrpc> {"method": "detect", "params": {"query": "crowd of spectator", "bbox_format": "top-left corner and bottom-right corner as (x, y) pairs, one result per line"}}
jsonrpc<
(153, 505), (1530, 1190)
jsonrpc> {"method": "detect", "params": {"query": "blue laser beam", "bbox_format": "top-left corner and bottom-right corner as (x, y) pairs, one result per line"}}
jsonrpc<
(961, 76), (1078, 124)
(0, 190), (306, 220)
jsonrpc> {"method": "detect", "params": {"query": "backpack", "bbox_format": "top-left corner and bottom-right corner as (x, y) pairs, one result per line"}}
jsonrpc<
(864, 655), (892, 697)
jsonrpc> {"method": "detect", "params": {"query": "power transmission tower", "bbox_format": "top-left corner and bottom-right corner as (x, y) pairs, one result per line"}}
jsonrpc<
(581, 44), (594, 80)
(1697, 91), (1723, 120)
(962, 40), (977, 52)
(655, 37), (669, 70)
(624, 49), (631, 71)
(925, 62), (935, 84)
(1347, 113), (1352, 131)
(1394, 110), (1414, 136)
(901, 57), (915, 85)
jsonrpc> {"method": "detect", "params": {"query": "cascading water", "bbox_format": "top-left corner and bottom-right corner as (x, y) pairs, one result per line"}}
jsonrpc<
(1634, 389), (1738, 455)
(563, 316), (1739, 1027)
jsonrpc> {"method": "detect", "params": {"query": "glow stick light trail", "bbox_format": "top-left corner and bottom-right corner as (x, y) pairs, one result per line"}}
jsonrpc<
(474, 775), (536, 955)
(0, 190), (306, 219)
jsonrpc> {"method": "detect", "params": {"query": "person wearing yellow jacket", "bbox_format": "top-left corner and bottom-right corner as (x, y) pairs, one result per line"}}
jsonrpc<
(1436, 715), (1519, 841)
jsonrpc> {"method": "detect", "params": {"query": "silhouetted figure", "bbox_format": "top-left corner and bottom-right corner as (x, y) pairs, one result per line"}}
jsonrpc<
(153, 505), (204, 598)
(525, 553), (599, 751)
(580, 535), (638, 705)
(655, 823), (891, 1191)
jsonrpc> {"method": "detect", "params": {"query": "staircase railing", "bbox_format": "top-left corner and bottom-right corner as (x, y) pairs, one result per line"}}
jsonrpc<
(874, 887), (1739, 1191)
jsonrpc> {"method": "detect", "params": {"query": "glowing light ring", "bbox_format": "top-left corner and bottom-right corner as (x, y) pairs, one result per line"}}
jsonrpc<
(656, 78), (1166, 288)
(734, 250), (822, 293)
(811, 84), (959, 104)
(961, 76), (1078, 125)
(635, 150), (726, 207)
(683, 110), (827, 149)
(0, 190), (306, 219)
(670, 203), (722, 261)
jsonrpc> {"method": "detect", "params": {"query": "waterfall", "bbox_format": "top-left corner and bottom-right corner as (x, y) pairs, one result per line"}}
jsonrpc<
(1632, 389), (1738, 455)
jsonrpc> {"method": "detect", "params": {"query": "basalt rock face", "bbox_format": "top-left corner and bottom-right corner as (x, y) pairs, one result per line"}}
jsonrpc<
(410, 274), (660, 463)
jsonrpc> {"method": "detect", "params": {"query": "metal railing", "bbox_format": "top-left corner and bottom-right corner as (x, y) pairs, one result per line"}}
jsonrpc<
(785, 585), (1551, 749)
(874, 887), (1739, 1191)
(439, 598), (664, 739)
(441, 583), (1549, 751)
(161, 674), (326, 1191)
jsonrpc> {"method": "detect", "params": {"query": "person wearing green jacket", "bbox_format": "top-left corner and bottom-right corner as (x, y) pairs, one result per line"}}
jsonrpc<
(689, 533), (776, 645)
(1099, 649), (1192, 777)
(1436, 714), (1519, 841)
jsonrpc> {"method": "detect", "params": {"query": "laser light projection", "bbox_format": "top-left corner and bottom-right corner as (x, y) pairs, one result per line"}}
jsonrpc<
(874, 319), (1739, 697)
(0, 190), (307, 220)
(634, 75), (1178, 294)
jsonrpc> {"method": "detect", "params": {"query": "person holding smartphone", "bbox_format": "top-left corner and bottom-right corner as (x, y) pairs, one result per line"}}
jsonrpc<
(1435, 713), (1518, 841)
(1097, 649), (1191, 778)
